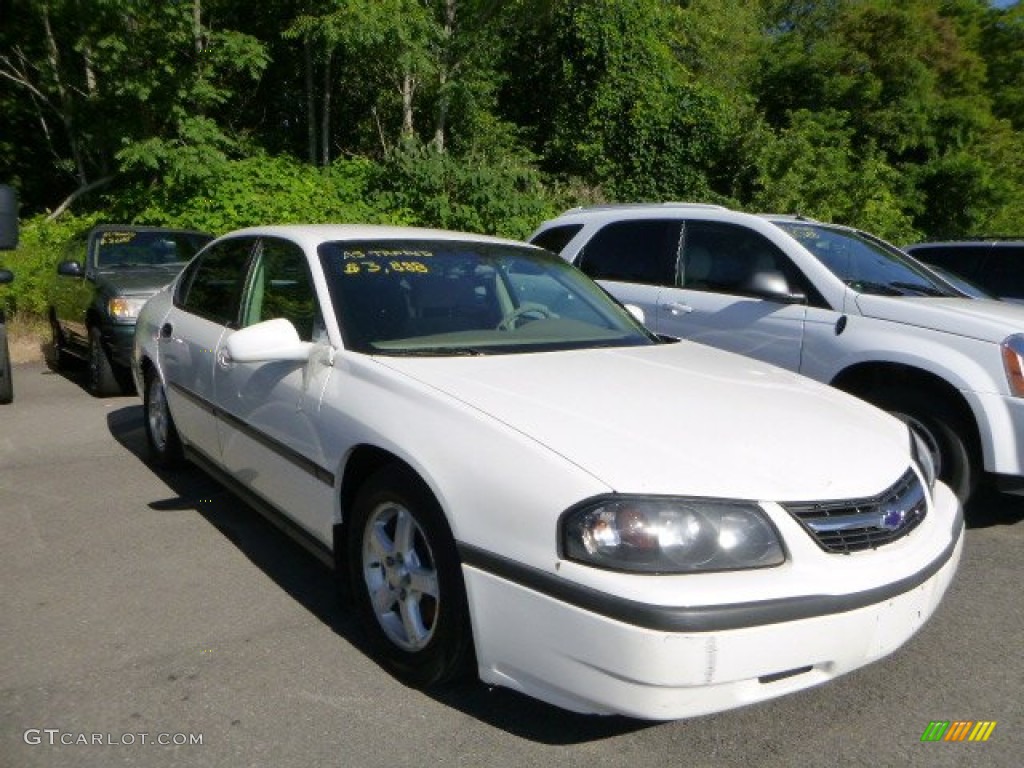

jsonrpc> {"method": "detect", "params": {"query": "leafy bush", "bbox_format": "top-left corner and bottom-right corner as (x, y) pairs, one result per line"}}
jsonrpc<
(0, 213), (102, 317)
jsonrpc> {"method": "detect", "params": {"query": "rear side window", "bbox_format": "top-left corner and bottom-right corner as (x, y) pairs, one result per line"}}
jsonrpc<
(577, 220), (680, 285)
(530, 224), (583, 256)
(177, 238), (255, 327)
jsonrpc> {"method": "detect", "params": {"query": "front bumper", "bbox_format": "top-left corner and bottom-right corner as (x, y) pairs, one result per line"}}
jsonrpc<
(461, 483), (963, 720)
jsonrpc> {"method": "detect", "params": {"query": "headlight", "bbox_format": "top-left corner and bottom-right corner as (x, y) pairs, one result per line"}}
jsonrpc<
(561, 496), (785, 574)
(1001, 334), (1024, 397)
(108, 296), (147, 320)
(909, 426), (938, 491)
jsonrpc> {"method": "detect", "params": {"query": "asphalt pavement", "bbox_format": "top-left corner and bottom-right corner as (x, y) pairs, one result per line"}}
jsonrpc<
(1, 361), (1021, 767)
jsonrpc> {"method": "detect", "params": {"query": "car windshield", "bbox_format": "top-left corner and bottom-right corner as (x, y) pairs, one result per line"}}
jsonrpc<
(775, 221), (958, 298)
(318, 239), (658, 355)
(95, 230), (211, 268)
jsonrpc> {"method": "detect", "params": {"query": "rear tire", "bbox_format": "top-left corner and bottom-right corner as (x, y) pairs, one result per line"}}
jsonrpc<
(49, 313), (73, 371)
(0, 325), (13, 404)
(348, 464), (475, 688)
(872, 387), (977, 502)
(144, 369), (184, 468)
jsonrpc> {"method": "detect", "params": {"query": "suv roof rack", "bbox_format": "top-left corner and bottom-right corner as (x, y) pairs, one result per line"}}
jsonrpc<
(567, 202), (729, 213)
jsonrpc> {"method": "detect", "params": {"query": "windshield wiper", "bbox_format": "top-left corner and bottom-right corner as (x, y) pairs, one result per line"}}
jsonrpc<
(376, 346), (490, 357)
(845, 280), (905, 296)
(887, 281), (949, 297)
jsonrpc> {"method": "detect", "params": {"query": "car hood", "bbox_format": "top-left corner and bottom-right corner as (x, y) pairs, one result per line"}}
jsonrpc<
(94, 266), (183, 297)
(375, 342), (911, 501)
(855, 295), (1024, 343)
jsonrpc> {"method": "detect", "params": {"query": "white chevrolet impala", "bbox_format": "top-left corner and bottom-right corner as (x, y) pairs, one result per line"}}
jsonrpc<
(131, 225), (962, 720)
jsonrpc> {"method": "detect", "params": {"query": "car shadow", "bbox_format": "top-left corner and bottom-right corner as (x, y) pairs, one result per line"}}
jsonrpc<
(105, 404), (651, 743)
(964, 484), (1024, 528)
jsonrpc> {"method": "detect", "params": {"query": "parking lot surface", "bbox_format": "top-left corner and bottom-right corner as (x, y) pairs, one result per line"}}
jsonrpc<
(2, 362), (1021, 767)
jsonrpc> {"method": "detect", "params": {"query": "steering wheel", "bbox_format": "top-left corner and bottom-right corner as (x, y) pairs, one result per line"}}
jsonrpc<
(496, 302), (557, 331)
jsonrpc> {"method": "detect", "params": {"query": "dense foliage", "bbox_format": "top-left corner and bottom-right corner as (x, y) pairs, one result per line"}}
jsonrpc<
(2, 0), (1023, 315)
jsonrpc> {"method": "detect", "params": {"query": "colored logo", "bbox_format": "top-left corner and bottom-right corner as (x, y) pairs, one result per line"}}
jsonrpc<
(921, 721), (997, 742)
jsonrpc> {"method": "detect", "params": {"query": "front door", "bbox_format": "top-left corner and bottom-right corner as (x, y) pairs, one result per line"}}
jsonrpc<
(214, 237), (336, 546)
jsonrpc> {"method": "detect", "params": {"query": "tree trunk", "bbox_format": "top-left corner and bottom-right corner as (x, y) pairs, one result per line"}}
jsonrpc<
(305, 37), (317, 165)
(321, 49), (332, 166)
(400, 71), (416, 142)
(432, 0), (457, 152)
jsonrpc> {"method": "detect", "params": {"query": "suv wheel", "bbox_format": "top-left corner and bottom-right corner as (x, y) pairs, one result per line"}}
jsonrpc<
(87, 326), (122, 397)
(873, 387), (977, 502)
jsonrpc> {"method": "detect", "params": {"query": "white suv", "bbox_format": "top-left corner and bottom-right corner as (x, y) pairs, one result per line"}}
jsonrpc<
(531, 204), (1024, 501)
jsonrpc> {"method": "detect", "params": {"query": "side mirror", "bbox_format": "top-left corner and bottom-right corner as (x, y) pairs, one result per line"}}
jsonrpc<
(225, 318), (313, 364)
(57, 260), (84, 278)
(744, 269), (806, 305)
(0, 269), (12, 285)
(625, 303), (646, 325)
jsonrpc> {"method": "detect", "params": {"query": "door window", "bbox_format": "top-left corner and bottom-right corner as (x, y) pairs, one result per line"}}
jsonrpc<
(242, 238), (320, 341)
(577, 220), (680, 285)
(681, 221), (810, 300)
(177, 238), (255, 326)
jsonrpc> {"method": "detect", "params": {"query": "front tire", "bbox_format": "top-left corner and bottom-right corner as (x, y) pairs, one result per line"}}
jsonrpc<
(144, 369), (184, 468)
(87, 326), (121, 397)
(348, 465), (474, 688)
(873, 387), (977, 502)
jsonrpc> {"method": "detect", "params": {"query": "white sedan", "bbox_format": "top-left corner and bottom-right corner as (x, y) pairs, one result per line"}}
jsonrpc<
(132, 225), (963, 720)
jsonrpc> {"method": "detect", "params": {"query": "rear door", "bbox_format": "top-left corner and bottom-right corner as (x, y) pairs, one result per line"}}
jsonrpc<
(160, 237), (255, 463)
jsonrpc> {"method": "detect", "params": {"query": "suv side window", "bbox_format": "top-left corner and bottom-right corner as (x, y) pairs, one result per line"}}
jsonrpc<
(577, 220), (680, 285)
(531, 224), (583, 255)
(980, 246), (1024, 300)
(910, 245), (990, 280)
(177, 238), (255, 327)
(242, 238), (320, 341)
(681, 221), (810, 300)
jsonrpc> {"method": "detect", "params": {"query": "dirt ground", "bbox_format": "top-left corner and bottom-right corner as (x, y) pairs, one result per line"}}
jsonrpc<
(5, 321), (47, 364)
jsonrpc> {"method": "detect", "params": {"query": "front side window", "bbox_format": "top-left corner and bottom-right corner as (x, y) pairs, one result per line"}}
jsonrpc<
(576, 220), (680, 285)
(242, 238), (320, 341)
(680, 221), (806, 298)
(178, 238), (255, 326)
(778, 222), (956, 298)
(318, 240), (657, 355)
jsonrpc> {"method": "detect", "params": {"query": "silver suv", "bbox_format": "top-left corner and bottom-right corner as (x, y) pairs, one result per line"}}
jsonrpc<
(531, 203), (1024, 502)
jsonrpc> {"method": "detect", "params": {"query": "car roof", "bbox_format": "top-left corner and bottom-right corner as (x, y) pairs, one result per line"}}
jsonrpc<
(221, 224), (533, 249)
(905, 239), (1024, 249)
(91, 224), (213, 236)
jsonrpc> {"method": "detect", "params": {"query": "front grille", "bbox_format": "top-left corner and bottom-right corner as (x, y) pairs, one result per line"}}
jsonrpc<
(783, 470), (927, 554)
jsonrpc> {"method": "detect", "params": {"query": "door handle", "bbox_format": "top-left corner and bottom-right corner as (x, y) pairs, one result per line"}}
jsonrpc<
(159, 322), (173, 339)
(661, 302), (694, 315)
(216, 348), (232, 369)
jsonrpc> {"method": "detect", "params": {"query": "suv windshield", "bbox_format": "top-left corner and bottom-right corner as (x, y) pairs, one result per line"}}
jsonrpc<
(318, 240), (657, 355)
(95, 230), (211, 268)
(775, 221), (957, 298)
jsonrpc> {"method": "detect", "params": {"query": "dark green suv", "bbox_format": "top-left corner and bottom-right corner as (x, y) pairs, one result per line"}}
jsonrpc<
(904, 239), (1024, 304)
(50, 225), (213, 396)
